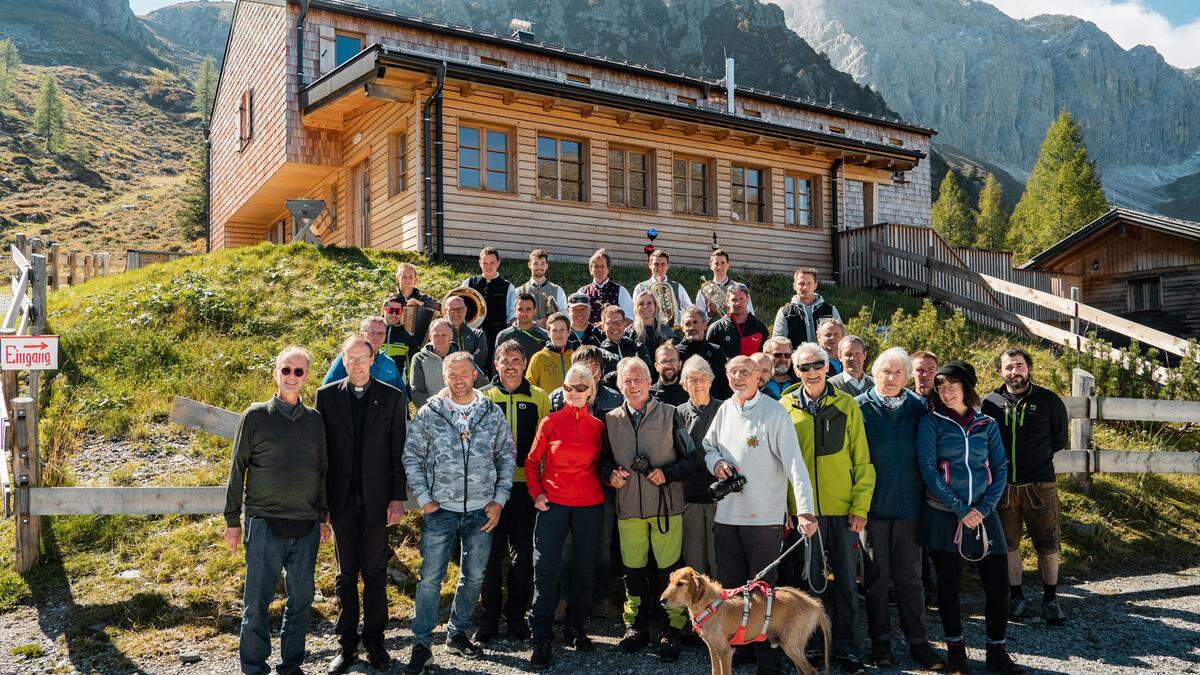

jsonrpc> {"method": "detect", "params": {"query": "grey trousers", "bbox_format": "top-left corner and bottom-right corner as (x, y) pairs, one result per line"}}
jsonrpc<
(806, 515), (861, 658)
(863, 517), (928, 645)
(682, 502), (717, 576)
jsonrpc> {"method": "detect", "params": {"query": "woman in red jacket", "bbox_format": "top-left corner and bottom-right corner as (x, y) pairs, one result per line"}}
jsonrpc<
(525, 363), (606, 670)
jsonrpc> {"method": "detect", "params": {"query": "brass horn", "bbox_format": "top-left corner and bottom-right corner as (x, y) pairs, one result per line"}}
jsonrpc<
(442, 287), (488, 329)
(649, 280), (677, 327)
(698, 278), (728, 319)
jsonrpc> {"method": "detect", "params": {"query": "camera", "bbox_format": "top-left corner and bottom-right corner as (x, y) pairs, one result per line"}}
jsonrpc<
(628, 453), (653, 476)
(708, 472), (747, 501)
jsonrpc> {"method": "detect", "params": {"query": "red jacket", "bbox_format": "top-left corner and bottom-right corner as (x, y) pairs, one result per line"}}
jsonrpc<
(525, 405), (605, 507)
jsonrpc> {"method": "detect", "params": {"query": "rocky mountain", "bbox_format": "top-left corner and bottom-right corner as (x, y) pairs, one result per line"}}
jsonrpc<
(142, 1), (234, 73)
(0, 0), (167, 70)
(781, 0), (1200, 216)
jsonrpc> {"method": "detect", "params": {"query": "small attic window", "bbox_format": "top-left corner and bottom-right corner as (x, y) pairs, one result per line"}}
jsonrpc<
(889, 137), (904, 146)
(566, 73), (591, 85)
(828, 125), (846, 135)
(480, 56), (507, 68)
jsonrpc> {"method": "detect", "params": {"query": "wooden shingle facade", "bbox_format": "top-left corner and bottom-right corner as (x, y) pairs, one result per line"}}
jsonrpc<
(209, 0), (936, 275)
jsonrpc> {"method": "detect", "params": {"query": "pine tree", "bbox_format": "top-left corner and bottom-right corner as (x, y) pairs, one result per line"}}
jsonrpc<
(974, 173), (1007, 250)
(0, 38), (19, 75)
(177, 134), (209, 240)
(1008, 110), (1109, 262)
(931, 169), (975, 246)
(193, 56), (217, 121)
(31, 72), (67, 153)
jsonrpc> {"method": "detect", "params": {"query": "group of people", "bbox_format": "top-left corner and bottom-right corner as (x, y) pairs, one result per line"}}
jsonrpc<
(224, 246), (1070, 675)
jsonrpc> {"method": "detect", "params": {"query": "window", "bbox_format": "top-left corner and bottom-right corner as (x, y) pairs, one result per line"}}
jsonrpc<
(785, 174), (814, 227)
(388, 130), (407, 197)
(731, 165), (767, 223)
(608, 146), (651, 209)
(537, 135), (585, 202)
(480, 55), (507, 68)
(1128, 277), (1161, 312)
(744, 108), (762, 118)
(335, 33), (363, 67)
(238, 90), (254, 149)
(458, 124), (512, 192)
(566, 73), (591, 85)
(828, 125), (846, 135)
(672, 156), (711, 216)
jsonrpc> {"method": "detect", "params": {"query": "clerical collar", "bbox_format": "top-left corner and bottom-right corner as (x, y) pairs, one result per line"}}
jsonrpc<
(351, 379), (370, 399)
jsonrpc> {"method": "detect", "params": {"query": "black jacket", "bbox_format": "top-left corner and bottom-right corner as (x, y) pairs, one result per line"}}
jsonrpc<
(316, 378), (409, 525)
(677, 399), (723, 503)
(706, 314), (769, 359)
(651, 381), (690, 407)
(675, 338), (731, 399)
(981, 383), (1068, 484)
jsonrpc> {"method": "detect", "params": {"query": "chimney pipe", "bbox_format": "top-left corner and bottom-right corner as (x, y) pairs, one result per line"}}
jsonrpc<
(725, 57), (735, 114)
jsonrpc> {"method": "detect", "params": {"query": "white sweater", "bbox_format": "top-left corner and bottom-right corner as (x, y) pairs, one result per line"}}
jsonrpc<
(703, 392), (815, 526)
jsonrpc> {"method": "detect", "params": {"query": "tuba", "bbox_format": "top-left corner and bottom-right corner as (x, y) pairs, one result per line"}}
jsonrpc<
(442, 287), (488, 329)
(649, 280), (677, 327)
(698, 278), (728, 319)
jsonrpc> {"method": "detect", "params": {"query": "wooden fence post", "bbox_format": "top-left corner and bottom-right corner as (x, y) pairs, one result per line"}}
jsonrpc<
(83, 254), (94, 281)
(1, 328), (17, 405)
(14, 233), (28, 260)
(1069, 287), (1081, 352)
(1070, 368), (1095, 492)
(126, 251), (139, 272)
(67, 251), (78, 286)
(48, 243), (60, 291)
(12, 397), (40, 573)
(101, 253), (111, 276)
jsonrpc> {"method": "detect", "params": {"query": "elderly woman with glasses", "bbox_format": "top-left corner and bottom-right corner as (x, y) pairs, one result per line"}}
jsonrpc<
(855, 348), (944, 671)
(524, 363), (607, 669)
(676, 355), (725, 576)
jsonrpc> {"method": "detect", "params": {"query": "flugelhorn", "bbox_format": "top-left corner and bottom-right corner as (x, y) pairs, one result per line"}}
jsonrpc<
(442, 287), (488, 329)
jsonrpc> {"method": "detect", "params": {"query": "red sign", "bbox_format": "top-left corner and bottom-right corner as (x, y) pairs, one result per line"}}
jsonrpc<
(1, 335), (59, 371)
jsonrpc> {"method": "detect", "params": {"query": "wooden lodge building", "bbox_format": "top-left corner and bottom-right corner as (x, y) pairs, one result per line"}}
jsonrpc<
(209, 0), (936, 275)
(1022, 208), (1200, 340)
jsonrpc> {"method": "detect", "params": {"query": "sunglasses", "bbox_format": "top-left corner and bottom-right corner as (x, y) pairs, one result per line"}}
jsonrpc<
(280, 367), (306, 377)
(796, 360), (825, 373)
(382, 306), (404, 315)
(563, 383), (590, 393)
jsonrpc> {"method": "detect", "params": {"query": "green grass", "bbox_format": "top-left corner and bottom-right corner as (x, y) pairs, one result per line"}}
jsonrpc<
(10, 643), (44, 659)
(6, 242), (1197, 657)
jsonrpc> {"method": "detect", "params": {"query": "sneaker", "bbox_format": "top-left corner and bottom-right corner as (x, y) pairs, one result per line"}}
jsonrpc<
(1042, 598), (1067, 626)
(445, 633), (484, 659)
(656, 628), (680, 663)
(1009, 595), (1027, 620)
(835, 653), (867, 674)
(402, 644), (432, 675)
(617, 626), (650, 653)
(910, 641), (947, 670)
(530, 640), (553, 670)
(563, 626), (595, 652)
(985, 643), (1025, 674)
(327, 652), (357, 675)
(473, 622), (499, 644)
(870, 641), (895, 667)
(946, 640), (970, 675)
(507, 619), (532, 640)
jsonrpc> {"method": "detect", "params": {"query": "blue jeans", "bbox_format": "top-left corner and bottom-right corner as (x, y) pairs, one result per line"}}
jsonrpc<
(239, 517), (319, 675)
(412, 507), (494, 647)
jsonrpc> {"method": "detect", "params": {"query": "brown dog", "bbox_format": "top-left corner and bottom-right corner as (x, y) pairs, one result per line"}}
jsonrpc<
(661, 567), (831, 675)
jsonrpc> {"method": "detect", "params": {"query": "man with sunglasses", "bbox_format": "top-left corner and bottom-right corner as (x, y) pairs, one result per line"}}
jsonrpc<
(323, 316), (405, 392)
(317, 335), (409, 674)
(779, 343), (875, 674)
(224, 346), (329, 675)
(379, 294), (416, 381)
(762, 336), (800, 400)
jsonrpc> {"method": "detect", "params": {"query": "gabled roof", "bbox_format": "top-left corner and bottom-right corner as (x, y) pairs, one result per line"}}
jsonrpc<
(1021, 207), (1200, 269)
(296, 0), (936, 137)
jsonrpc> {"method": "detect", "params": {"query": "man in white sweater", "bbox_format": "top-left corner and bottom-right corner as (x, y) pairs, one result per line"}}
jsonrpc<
(703, 355), (818, 675)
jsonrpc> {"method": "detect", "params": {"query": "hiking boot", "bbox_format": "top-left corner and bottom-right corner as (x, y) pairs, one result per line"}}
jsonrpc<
(910, 641), (947, 670)
(563, 625), (595, 652)
(1042, 599), (1067, 626)
(1009, 595), (1027, 620)
(835, 653), (867, 674)
(326, 651), (357, 674)
(472, 621), (499, 644)
(402, 644), (432, 675)
(364, 642), (390, 671)
(617, 626), (650, 653)
(870, 640), (895, 667)
(530, 640), (553, 670)
(655, 628), (681, 663)
(445, 633), (483, 659)
(507, 619), (532, 640)
(985, 642), (1025, 674)
(946, 640), (970, 675)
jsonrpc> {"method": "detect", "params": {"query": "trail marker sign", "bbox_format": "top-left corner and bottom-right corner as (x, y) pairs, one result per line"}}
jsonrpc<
(1, 335), (59, 371)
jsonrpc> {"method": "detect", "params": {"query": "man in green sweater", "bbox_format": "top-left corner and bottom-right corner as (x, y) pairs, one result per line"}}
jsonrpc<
(223, 346), (330, 675)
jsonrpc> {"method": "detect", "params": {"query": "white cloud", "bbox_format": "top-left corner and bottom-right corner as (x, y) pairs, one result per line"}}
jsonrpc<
(986, 0), (1200, 69)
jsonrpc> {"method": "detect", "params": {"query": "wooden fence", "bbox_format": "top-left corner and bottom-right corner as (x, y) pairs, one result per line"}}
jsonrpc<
(9, 233), (112, 289)
(125, 248), (193, 272)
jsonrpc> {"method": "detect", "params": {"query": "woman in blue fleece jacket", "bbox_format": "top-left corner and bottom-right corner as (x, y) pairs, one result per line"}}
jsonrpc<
(916, 360), (1022, 675)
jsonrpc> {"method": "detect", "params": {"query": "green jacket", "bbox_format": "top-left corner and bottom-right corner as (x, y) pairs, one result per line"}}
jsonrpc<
(779, 382), (875, 518)
(482, 377), (551, 482)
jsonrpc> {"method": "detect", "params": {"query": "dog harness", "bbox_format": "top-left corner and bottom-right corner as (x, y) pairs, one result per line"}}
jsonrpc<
(690, 579), (775, 646)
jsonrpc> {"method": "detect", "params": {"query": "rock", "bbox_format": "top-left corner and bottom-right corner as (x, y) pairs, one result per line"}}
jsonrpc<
(313, 592), (325, 603)
(387, 566), (412, 585)
(179, 652), (201, 665)
(121, 204), (136, 211)
(11, 155), (33, 166)
(117, 569), (141, 579)
(1068, 521), (1099, 537)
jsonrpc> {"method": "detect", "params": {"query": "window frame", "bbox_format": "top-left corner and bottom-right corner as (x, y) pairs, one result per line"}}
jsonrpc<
(388, 129), (408, 197)
(456, 121), (516, 194)
(784, 172), (818, 228)
(731, 163), (769, 224)
(1127, 276), (1162, 312)
(671, 153), (714, 217)
(606, 144), (654, 210)
(536, 133), (588, 203)
(334, 32), (364, 68)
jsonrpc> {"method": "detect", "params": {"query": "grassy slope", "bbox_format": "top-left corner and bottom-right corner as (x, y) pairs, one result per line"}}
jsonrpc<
(0, 244), (1196, 663)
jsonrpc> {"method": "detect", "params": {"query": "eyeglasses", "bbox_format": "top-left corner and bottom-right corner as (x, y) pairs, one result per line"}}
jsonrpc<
(771, 352), (792, 358)
(796, 360), (825, 373)
(280, 367), (306, 377)
(382, 307), (404, 315)
(564, 383), (590, 393)
(727, 367), (756, 378)
(344, 356), (372, 365)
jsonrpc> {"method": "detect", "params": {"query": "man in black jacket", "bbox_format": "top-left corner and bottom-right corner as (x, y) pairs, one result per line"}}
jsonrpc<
(460, 246), (517, 375)
(981, 347), (1069, 627)
(706, 282), (768, 359)
(675, 307), (730, 399)
(650, 342), (688, 406)
(316, 335), (409, 673)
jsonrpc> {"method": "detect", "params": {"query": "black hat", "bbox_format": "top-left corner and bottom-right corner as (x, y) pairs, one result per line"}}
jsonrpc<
(567, 292), (590, 307)
(935, 360), (976, 390)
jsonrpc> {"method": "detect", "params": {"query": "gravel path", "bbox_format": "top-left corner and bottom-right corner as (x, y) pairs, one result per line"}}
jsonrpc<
(1, 566), (1197, 674)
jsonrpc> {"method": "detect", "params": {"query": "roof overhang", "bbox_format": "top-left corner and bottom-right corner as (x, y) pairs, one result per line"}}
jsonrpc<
(1021, 207), (1200, 270)
(301, 45), (926, 168)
